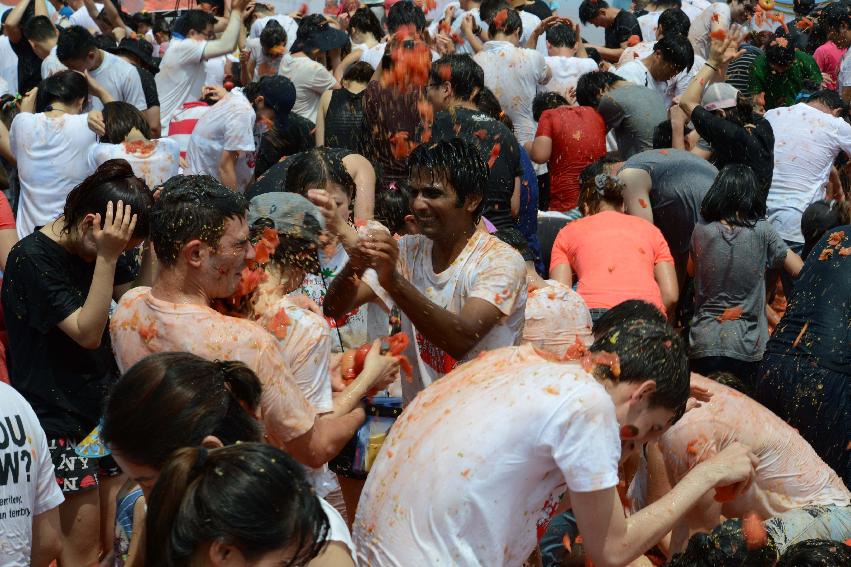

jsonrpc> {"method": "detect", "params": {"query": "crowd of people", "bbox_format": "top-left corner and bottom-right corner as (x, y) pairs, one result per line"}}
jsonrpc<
(0, 0), (849, 565)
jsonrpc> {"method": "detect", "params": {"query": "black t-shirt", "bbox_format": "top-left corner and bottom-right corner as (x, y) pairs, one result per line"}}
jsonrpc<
(766, 225), (851, 375)
(605, 10), (642, 49)
(246, 148), (352, 201)
(691, 106), (774, 195)
(10, 36), (43, 94)
(254, 114), (316, 178)
(523, 0), (553, 20)
(1, 231), (135, 438)
(428, 107), (522, 230)
(137, 66), (160, 108)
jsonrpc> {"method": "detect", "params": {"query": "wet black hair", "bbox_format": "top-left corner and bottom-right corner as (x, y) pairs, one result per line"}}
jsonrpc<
(593, 299), (667, 338)
(777, 539), (851, 566)
(149, 175), (248, 266)
(431, 54), (484, 102)
(284, 148), (357, 202)
(700, 164), (765, 228)
(801, 199), (851, 259)
(475, 86), (514, 130)
(153, 16), (172, 37)
(707, 371), (751, 396)
(375, 185), (412, 234)
(492, 227), (532, 261)
(102, 352), (263, 469)
(653, 33), (694, 72)
(533, 91), (568, 122)
(408, 138), (488, 222)
(585, 46), (602, 64)
(657, 7), (691, 38)
(579, 154), (623, 192)
(56, 25), (96, 64)
(765, 35), (796, 67)
(666, 518), (778, 567)
(486, 8), (522, 37)
(62, 159), (153, 239)
(22, 15), (58, 42)
(145, 443), (328, 567)
(172, 9), (216, 36)
(546, 23), (576, 48)
(386, 0), (427, 34)
(343, 61), (375, 84)
(349, 6), (383, 40)
(576, 71), (621, 107)
(101, 101), (152, 144)
(479, 0), (510, 23)
(259, 19), (286, 52)
(35, 69), (88, 113)
(579, 0), (609, 25)
(807, 89), (849, 118)
(590, 318), (690, 414)
(652, 119), (692, 149)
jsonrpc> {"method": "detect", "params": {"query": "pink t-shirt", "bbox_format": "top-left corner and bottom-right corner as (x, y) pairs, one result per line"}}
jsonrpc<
(110, 287), (315, 444)
(549, 210), (673, 312)
(814, 41), (847, 90)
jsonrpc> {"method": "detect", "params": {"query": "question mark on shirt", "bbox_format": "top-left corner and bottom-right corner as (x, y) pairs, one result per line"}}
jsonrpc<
(20, 450), (31, 482)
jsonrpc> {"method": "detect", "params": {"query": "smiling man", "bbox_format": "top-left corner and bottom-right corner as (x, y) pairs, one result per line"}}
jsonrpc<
(110, 175), (367, 469)
(321, 139), (527, 403)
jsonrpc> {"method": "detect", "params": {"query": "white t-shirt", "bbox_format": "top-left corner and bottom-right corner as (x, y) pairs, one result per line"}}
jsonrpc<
(261, 296), (337, 496)
(353, 345), (621, 566)
(10, 112), (97, 237)
(246, 37), (283, 80)
(688, 3), (730, 60)
(638, 11), (662, 42)
(297, 242), (369, 352)
(68, 4), (102, 34)
(838, 48), (851, 89)
(764, 103), (851, 243)
(682, 0), (712, 22)
(362, 230), (527, 402)
(250, 14), (298, 51)
(542, 55), (598, 102)
(518, 9), (548, 55)
(41, 50), (146, 112)
(203, 53), (240, 88)
(88, 137), (180, 189)
(0, 76), (9, 98)
(0, 36), (18, 94)
(278, 53), (337, 123)
(319, 498), (358, 565)
(0, 382), (65, 567)
(155, 37), (208, 135)
(40, 46), (65, 79)
(615, 52), (705, 108)
(186, 89), (256, 193)
(474, 41), (550, 144)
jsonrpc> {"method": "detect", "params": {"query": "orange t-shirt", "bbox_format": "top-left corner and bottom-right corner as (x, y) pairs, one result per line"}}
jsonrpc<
(549, 210), (673, 312)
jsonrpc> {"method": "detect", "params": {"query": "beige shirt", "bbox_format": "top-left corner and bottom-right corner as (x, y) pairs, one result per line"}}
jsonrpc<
(110, 287), (315, 444)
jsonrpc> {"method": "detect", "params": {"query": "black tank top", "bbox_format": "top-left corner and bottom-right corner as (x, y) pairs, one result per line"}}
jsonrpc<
(324, 88), (365, 151)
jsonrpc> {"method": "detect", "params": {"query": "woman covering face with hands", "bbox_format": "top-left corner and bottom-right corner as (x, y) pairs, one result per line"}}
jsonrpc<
(1, 158), (153, 566)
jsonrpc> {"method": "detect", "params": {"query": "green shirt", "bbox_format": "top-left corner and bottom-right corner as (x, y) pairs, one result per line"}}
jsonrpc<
(748, 50), (823, 110)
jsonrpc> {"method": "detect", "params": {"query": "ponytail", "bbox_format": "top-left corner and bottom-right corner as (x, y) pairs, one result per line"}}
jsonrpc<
(578, 173), (625, 215)
(145, 444), (330, 567)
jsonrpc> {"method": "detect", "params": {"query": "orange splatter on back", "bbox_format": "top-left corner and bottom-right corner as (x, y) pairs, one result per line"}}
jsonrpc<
(626, 34), (640, 47)
(710, 28), (727, 41)
(473, 129), (488, 140)
(487, 143), (501, 168)
(543, 385), (560, 396)
(792, 322), (809, 349)
(819, 247), (834, 261)
(840, 247), (851, 256)
(638, 198), (648, 209)
(827, 230), (846, 247)
(716, 306), (744, 322)
(138, 322), (157, 343)
(266, 308), (290, 339)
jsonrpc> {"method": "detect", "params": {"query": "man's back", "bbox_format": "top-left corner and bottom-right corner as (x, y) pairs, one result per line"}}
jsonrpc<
(475, 41), (549, 143)
(659, 375), (850, 519)
(353, 345), (620, 567)
(155, 37), (208, 135)
(597, 84), (666, 159)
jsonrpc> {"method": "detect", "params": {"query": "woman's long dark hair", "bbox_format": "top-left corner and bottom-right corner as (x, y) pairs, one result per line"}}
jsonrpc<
(700, 164), (765, 228)
(145, 444), (329, 567)
(284, 148), (356, 201)
(101, 352), (264, 470)
(61, 159), (153, 239)
(35, 69), (88, 113)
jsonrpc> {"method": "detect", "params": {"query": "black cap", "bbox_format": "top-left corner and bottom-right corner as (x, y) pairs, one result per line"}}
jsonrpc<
(257, 75), (296, 130)
(106, 37), (159, 73)
(291, 14), (349, 53)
